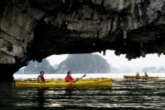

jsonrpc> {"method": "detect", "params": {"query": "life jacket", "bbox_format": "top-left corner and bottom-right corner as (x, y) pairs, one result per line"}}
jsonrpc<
(38, 75), (45, 83)
(136, 74), (140, 78)
(65, 75), (74, 82)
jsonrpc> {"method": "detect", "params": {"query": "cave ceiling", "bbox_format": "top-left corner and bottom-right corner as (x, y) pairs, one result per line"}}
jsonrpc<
(0, 0), (165, 77)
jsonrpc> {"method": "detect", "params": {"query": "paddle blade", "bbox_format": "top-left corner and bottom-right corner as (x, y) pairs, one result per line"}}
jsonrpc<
(83, 74), (86, 77)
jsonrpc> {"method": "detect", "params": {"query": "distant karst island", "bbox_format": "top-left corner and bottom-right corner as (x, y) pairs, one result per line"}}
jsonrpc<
(15, 54), (165, 74)
(15, 54), (110, 74)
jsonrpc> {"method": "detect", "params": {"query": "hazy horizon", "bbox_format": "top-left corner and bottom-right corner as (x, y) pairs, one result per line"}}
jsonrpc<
(13, 73), (165, 80)
(46, 50), (165, 69)
(16, 50), (165, 73)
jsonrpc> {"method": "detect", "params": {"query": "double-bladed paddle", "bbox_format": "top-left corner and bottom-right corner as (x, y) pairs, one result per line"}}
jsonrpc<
(74, 73), (86, 82)
(66, 73), (87, 90)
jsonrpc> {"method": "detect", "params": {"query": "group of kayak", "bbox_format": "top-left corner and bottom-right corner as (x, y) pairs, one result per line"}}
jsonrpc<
(15, 71), (158, 88)
(124, 72), (159, 79)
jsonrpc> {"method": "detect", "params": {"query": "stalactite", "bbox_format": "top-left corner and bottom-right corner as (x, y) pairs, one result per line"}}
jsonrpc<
(158, 53), (161, 57)
(123, 30), (127, 39)
(103, 49), (106, 56)
(88, 21), (91, 28)
(141, 51), (146, 57)
(91, 12), (94, 20)
(92, 43), (96, 46)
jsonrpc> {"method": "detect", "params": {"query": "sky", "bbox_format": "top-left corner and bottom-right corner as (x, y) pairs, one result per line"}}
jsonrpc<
(46, 50), (165, 68)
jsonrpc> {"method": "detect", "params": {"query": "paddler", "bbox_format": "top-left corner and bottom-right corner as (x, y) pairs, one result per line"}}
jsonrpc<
(37, 71), (46, 83)
(144, 72), (148, 77)
(65, 71), (74, 82)
(65, 71), (86, 82)
(65, 71), (75, 95)
(65, 71), (86, 95)
(136, 72), (140, 79)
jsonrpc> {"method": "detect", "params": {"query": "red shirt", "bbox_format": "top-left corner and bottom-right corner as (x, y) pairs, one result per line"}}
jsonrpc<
(65, 75), (74, 82)
(41, 76), (45, 83)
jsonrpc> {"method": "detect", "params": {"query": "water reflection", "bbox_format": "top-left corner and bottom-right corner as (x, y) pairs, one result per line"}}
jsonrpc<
(65, 83), (74, 98)
(37, 88), (46, 109)
(0, 79), (165, 109)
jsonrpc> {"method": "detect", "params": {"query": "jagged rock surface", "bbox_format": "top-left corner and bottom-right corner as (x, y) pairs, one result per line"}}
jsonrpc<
(55, 54), (110, 73)
(1, 0), (165, 81)
(15, 59), (55, 74)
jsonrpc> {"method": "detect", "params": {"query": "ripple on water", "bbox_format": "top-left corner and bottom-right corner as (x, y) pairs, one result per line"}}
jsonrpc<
(0, 80), (165, 110)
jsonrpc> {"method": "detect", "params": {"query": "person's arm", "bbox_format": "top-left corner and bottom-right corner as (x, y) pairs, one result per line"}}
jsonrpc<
(38, 76), (42, 83)
(43, 77), (46, 83)
(40, 76), (46, 83)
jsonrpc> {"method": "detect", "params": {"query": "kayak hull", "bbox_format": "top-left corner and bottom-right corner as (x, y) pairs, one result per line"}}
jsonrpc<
(124, 75), (158, 79)
(14, 79), (112, 88)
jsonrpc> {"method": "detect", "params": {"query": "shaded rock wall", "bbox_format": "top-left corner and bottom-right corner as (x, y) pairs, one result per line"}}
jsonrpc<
(0, 0), (165, 81)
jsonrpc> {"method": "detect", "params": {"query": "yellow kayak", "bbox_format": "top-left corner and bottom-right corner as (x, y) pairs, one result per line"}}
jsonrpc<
(14, 78), (112, 88)
(124, 75), (158, 79)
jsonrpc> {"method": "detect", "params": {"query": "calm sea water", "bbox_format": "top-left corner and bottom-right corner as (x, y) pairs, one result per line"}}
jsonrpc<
(0, 73), (165, 110)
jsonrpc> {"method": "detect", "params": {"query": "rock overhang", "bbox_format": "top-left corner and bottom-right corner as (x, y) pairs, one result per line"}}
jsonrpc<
(0, 0), (165, 81)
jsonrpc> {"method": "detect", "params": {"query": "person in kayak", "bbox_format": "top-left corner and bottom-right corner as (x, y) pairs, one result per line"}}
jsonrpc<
(65, 71), (86, 95)
(136, 72), (140, 78)
(65, 71), (74, 82)
(65, 71), (74, 95)
(144, 72), (148, 77)
(37, 71), (46, 83)
(65, 71), (86, 82)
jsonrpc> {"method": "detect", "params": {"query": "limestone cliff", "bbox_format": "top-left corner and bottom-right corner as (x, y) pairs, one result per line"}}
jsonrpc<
(1, 0), (165, 81)
(15, 59), (55, 74)
(55, 54), (110, 73)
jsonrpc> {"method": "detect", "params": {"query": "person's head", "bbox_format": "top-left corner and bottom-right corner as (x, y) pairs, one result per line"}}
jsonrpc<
(67, 71), (71, 76)
(40, 71), (44, 76)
